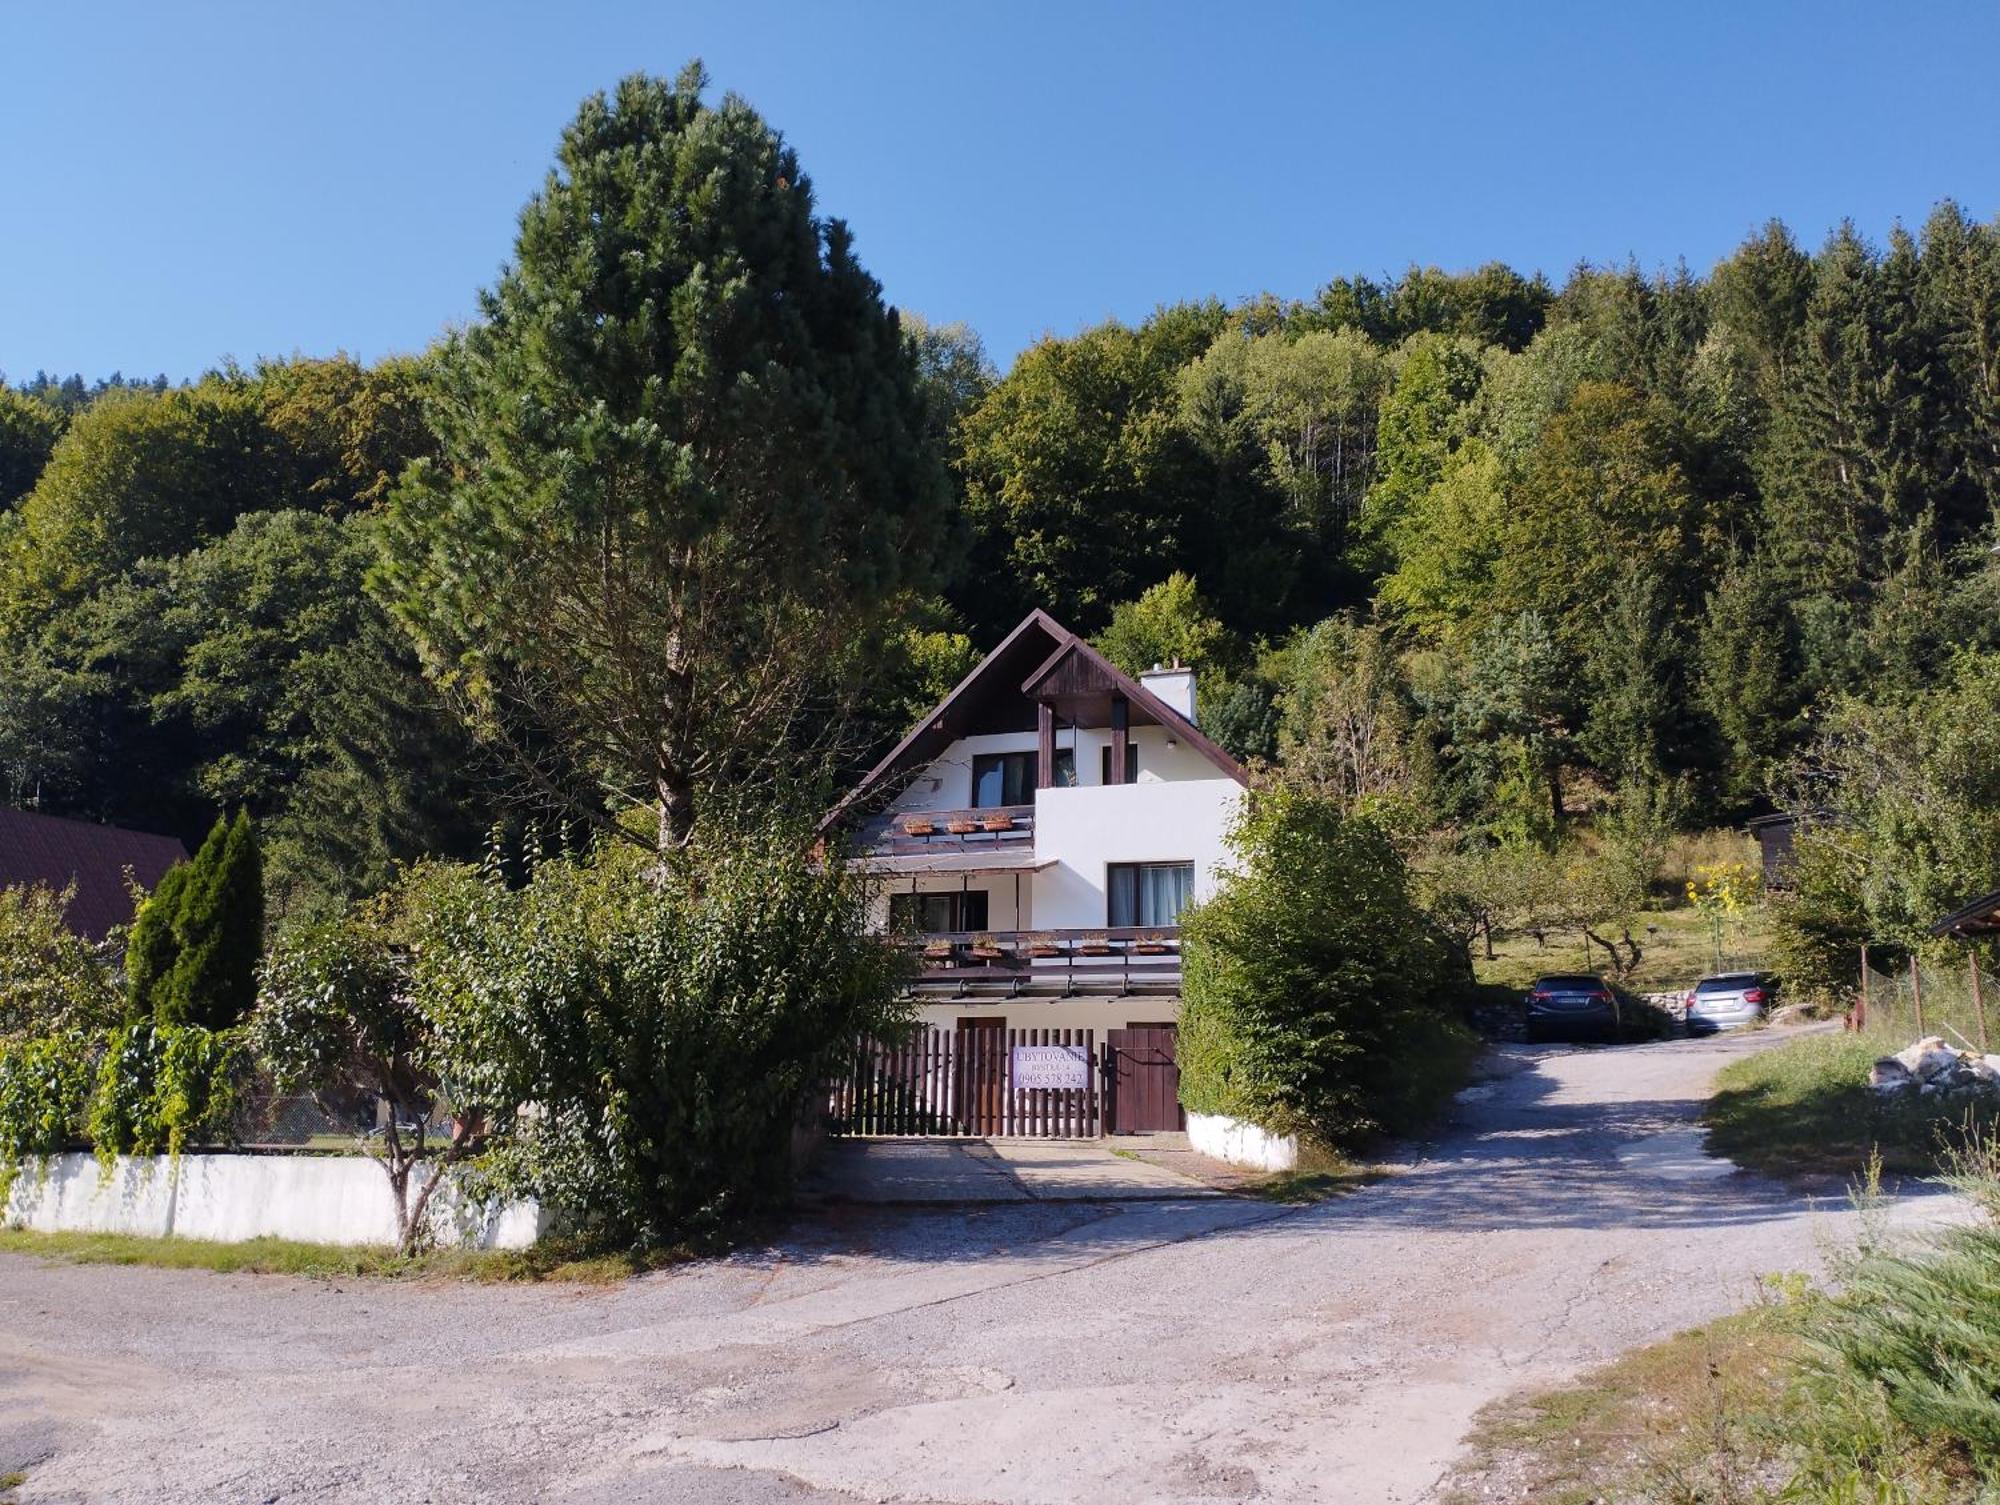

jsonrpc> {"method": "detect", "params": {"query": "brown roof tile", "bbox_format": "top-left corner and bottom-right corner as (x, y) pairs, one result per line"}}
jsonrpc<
(0, 807), (189, 940)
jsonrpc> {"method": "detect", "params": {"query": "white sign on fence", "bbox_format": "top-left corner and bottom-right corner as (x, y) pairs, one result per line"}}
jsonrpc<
(1012, 1044), (1091, 1091)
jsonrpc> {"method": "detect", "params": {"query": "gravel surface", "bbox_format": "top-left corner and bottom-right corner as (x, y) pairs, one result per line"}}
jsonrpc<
(0, 1028), (1953, 1504)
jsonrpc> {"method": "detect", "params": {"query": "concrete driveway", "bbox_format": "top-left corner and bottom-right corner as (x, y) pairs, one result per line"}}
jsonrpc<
(0, 1028), (1956, 1505)
(806, 1137), (1224, 1202)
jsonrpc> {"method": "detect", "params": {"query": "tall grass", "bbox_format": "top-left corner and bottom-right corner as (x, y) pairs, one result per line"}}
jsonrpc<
(1784, 1144), (2000, 1498)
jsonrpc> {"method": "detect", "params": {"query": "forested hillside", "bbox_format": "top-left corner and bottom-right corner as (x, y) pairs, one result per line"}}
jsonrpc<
(5, 202), (2000, 964)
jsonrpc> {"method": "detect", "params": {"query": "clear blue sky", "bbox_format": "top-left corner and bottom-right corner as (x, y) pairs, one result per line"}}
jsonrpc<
(3, 1), (1996, 383)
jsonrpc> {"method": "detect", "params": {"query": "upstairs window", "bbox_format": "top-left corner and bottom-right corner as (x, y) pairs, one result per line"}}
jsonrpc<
(889, 890), (989, 933)
(970, 751), (1036, 808)
(1108, 862), (1194, 927)
(1100, 745), (1140, 785)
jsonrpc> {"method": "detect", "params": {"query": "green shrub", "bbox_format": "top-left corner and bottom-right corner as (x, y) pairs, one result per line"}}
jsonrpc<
(1179, 788), (1475, 1146)
(410, 827), (909, 1249)
(0, 883), (121, 1042)
(85, 1020), (245, 1161)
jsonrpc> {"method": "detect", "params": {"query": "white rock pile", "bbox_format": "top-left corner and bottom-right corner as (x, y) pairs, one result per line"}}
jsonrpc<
(1869, 1035), (2000, 1101)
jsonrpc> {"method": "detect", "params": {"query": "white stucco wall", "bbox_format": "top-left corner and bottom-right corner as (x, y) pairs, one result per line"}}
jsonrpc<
(6, 1153), (546, 1249)
(890, 725), (1226, 814)
(1030, 778), (1243, 928)
(1186, 1112), (1299, 1172)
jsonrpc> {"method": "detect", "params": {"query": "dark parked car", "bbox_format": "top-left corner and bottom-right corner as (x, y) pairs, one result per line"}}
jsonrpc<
(1524, 973), (1622, 1042)
(1682, 972), (1775, 1034)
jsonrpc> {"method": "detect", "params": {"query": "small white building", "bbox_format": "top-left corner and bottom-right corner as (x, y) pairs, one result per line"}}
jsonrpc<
(827, 610), (1249, 1068)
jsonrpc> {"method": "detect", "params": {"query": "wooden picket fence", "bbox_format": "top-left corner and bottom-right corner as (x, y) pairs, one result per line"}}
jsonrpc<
(828, 1026), (1100, 1138)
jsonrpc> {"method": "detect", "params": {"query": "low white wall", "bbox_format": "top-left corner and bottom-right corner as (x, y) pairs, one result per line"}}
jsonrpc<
(6, 1152), (546, 1250)
(1186, 1111), (1299, 1173)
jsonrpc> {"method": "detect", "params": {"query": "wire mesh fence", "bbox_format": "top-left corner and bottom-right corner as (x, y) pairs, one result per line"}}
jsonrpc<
(1857, 955), (1997, 1054)
(231, 1090), (450, 1153)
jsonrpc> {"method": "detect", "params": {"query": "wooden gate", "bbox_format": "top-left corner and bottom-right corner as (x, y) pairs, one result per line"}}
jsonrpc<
(829, 1026), (1099, 1137)
(1105, 1026), (1182, 1134)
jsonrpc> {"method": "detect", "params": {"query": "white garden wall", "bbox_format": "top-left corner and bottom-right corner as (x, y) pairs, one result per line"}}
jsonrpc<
(1187, 1111), (1299, 1172)
(5, 1152), (546, 1249)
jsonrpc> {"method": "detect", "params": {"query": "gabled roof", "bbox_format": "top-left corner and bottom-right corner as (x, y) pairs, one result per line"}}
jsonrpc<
(827, 609), (1246, 829)
(0, 807), (187, 939)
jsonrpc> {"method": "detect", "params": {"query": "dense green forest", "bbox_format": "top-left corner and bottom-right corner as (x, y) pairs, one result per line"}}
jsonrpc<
(4, 87), (1998, 980)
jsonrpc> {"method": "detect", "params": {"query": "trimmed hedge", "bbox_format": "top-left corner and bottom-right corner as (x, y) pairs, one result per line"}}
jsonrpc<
(1179, 789), (1475, 1146)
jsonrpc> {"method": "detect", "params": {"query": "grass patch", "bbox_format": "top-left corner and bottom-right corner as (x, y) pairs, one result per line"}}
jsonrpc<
(1475, 900), (1772, 996)
(1704, 1032), (1994, 1178)
(0, 1228), (679, 1283)
(1444, 1303), (1803, 1505)
(1247, 1140), (1378, 1203)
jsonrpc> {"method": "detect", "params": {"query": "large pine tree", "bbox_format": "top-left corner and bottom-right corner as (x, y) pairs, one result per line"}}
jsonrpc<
(375, 65), (952, 852)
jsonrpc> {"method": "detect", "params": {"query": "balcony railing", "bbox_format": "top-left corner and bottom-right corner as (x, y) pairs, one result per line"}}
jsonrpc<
(895, 926), (1181, 996)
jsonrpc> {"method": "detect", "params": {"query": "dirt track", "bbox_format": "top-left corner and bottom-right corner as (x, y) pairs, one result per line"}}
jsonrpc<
(0, 1028), (1949, 1504)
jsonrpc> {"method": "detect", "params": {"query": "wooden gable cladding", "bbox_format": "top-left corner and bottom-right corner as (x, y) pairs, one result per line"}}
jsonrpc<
(1022, 639), (1122, 709)
(821, 608), (1248, 836)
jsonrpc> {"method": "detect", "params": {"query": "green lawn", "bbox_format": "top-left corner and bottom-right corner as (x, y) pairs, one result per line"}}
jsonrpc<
(0, 1228), (669, 1283)
(1704, 1031), (1995, 1179)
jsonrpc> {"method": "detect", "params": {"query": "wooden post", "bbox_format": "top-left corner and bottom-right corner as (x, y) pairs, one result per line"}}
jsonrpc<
(1036, 701), (1055, 790)
(1110, 694), (1130, 785)
(1910, 954), (1925, 1036)
(1856, 944), (1869, 1033)
(1971, 953), (1991, 1055)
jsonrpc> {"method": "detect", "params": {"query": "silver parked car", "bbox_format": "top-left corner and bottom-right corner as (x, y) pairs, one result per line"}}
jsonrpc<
(1683, 972), (1774, 1034)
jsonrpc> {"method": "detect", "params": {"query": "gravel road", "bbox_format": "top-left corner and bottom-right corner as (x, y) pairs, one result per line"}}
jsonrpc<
(0, 1028), (1947, 1504)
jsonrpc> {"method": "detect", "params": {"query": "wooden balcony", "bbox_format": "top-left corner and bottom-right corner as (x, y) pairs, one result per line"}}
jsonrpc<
(898, 926), (1182, 997)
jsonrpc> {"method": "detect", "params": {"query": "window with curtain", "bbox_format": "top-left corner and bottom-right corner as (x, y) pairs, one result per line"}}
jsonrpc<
(971, 751), (1035, 807)
(1107, 862), (1194, 927)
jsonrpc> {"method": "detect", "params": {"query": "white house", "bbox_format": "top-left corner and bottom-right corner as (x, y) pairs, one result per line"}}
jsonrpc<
(826, 609), (1249, 1047)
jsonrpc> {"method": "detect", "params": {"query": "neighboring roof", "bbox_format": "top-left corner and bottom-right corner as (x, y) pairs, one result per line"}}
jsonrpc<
(0, 807), (187, 939)
(827, 609), (1247, 829)
(1932, 887), (2000, 939)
